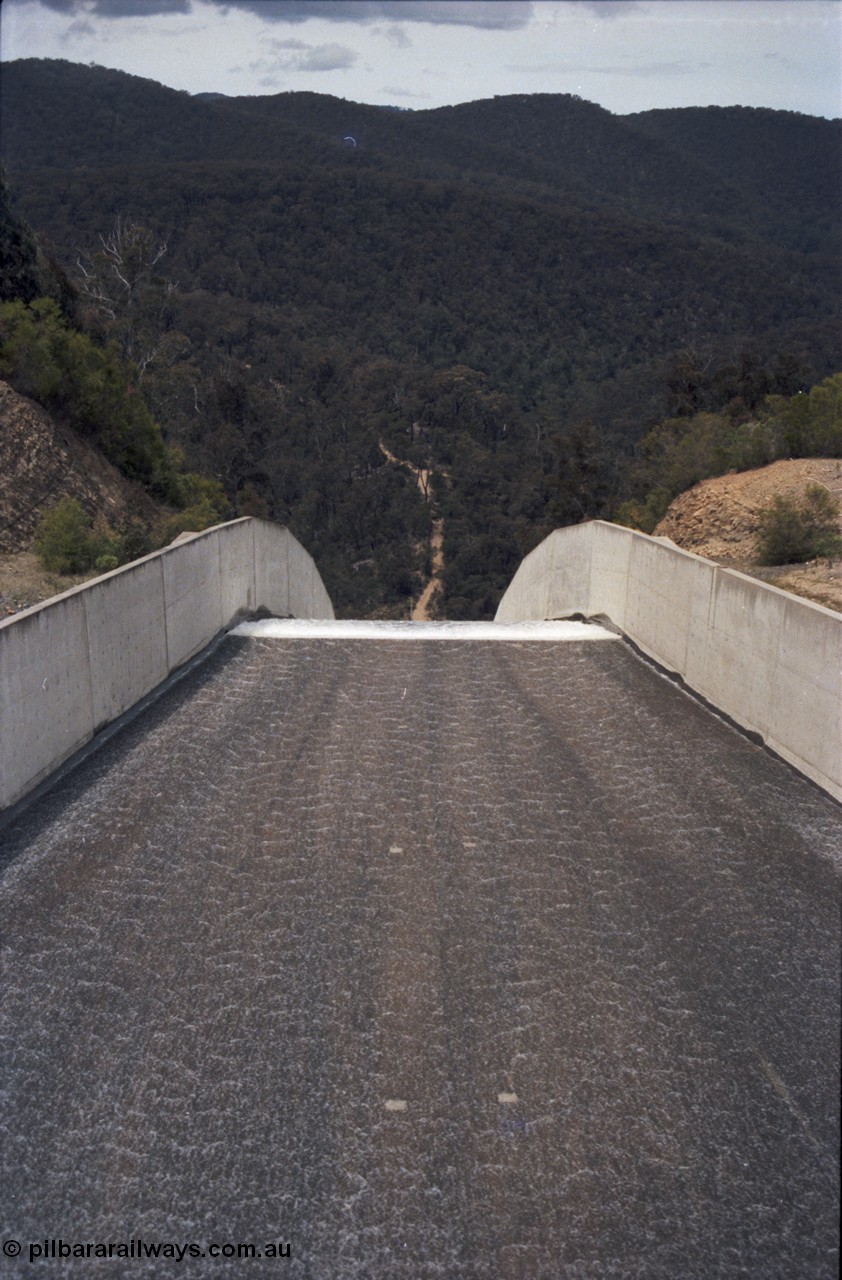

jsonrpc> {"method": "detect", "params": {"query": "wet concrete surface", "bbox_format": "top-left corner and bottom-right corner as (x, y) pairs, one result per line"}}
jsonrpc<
(1, 634), (840, 1278)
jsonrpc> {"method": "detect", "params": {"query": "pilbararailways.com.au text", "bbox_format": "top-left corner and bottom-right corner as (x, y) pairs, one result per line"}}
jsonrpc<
(3, 1238), (291, 1264)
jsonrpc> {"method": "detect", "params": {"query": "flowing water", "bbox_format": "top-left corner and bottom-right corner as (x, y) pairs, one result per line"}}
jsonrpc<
(1, 627), (840, 1277)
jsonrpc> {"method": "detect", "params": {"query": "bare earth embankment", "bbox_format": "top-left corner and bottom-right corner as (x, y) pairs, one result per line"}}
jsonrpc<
(0, 551), (99, 618)
(653, 458), (842, 614)
(0, 380), (164, 617)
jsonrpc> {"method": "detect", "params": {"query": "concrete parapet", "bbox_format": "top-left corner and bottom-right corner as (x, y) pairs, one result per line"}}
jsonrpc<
(588, 522), (633, 623)
(0, 593), (95, 815)
(0, 518), (333, 811)
(84, 554), (168, 730)
(497, 520), (842, 802)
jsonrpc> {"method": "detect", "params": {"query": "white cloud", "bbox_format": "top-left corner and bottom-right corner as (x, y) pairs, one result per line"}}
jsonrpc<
(380, 81), (432, 100)
(510, 56), (711, 80)
(254, 37), (359, 73)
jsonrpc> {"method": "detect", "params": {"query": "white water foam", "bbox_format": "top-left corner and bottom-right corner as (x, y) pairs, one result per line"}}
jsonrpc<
(231, 618), (619, 641)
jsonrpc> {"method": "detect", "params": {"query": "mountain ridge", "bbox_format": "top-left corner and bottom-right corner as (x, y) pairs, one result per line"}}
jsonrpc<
(3, 59), (839, 250)
(1, 59), (839, 617)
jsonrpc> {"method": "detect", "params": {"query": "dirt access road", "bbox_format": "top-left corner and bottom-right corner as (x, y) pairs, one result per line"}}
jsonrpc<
(2, 632), (840, 1278)
(379, 442), (444, 619)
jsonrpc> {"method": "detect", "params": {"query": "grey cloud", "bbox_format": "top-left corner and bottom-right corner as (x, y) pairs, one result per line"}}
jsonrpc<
(381, 25), (412, 49)
(566, 1), (644, 15)
(37, 0), (532, 25)
(297, 42), (359, 70)
(208, 1), (533, 29)
(41, 0), (190, 13)
(65, 17), (97, 34)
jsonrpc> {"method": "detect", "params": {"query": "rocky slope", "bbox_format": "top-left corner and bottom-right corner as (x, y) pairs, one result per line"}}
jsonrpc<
(653, 457), (842, 613)
(0, 379), (160, 554)
(0, 380), (168, 614)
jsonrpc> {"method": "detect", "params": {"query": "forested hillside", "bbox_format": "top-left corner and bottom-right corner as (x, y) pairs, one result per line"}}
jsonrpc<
(1, 59), (839, 616)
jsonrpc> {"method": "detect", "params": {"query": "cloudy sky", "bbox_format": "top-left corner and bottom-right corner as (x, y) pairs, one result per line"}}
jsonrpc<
(1, 0), (839, 117)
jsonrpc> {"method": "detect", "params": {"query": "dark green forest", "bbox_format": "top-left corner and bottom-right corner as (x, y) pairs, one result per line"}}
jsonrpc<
(1, 59), (840, 616)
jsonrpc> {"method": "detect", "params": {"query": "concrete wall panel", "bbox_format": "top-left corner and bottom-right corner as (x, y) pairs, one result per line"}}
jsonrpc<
(254, 523), (292, 618)
(287, 528), (333, 619)
(548, 525), (593, 618)
(218, 519), (257, 623)
(0, 593), (94, 804)
(699, 569), (789, 740)
(496, 520), (842, 802)
(588, 522), (633, 624)
(162, 530), (226, 669)
(495, 535), (554, 620)
(1, 518), (333, 811)
(84, 556), (168, 730)
(767, 596), (842, 794)
(497, 524), (593, 621)
(625, 537), (718, 679)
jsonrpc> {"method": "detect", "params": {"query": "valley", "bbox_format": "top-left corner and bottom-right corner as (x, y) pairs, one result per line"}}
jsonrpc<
(1, 60), (839, 617)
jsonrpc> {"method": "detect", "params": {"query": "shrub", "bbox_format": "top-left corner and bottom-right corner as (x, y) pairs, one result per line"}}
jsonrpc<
(119, 520), (154, 563)
(156, 472), (230, 544)
(33, 499), (156, 575)
(755, 484), (842, 565)
(765, 373), (842, 457)
(0, 297), (180, 500)
(614, 489), (672, 533)
(33, 498), (99, 573)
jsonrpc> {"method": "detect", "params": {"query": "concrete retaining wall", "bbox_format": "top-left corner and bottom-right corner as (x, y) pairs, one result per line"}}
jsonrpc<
(497, 520), (842, 802)
(0, 518), (333, 812)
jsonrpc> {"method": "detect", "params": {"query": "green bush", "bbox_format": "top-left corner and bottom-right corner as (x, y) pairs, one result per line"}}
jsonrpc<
(157, 472), (230, 544)
(115, 518), (153, 562)
(33, 498), (101, 573)
(617, 375), (842, 531)
(0, 297), (180, 501)
(33, 499), (159, 575)
(765, 374), (842, 457)
(755, 484), (842, 565)
(614, 488), (672, 534)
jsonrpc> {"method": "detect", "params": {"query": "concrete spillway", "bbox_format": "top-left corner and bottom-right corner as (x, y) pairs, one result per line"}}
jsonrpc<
(1, 626), (840, 1278)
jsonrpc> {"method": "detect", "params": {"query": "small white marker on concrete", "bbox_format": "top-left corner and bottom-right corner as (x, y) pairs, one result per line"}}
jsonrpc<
(498, 1092), (519, 1105)
(384, 1099), (407, 1112)
(389, 845), (403, 854)
(463, 840), (477, 848)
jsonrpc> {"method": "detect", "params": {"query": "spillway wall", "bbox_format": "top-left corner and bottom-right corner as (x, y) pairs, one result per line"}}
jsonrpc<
(496, 521), (842, 802)
(0, 518), (334, 812)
